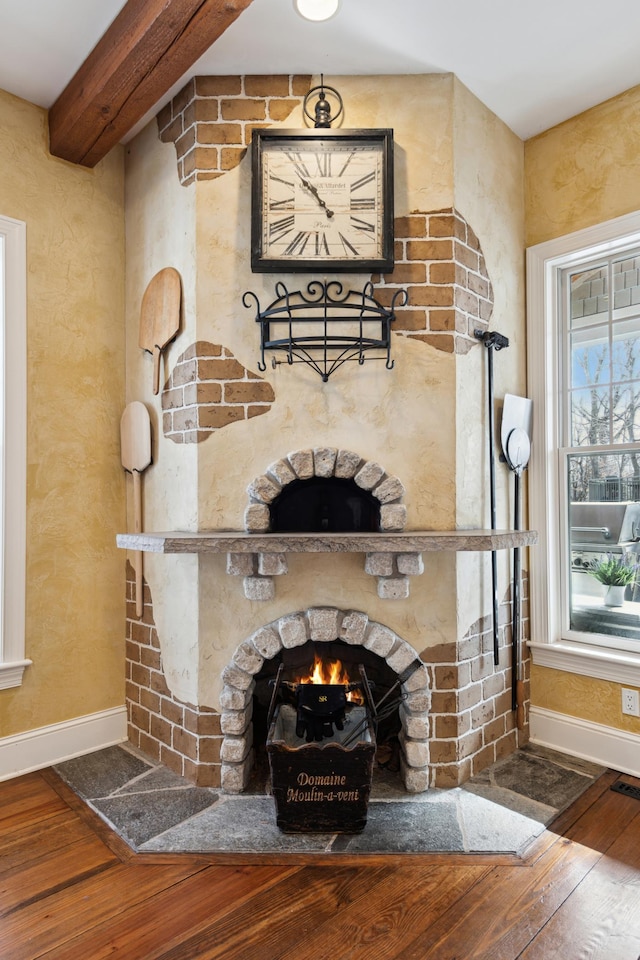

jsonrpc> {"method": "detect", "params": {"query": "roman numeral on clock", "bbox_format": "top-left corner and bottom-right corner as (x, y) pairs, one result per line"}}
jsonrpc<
(351, 171), (375, 192)
(315, 153), (332, 177)
(285, 152), (311, 179)
(269, 196), (295, 210)
(269, 173), (295, 188)
(351, 197), (375, 211)
(338, 153), (355, 177)
(339, 232), (359, 256)
(284, 231), (312, 256)
(315, 232), (330, 257)
(351, 216), (376, 234)
(269, 215), (295, 242)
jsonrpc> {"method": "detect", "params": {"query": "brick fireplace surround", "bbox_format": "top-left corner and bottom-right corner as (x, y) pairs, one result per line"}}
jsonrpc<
(125, 561), (529, 790)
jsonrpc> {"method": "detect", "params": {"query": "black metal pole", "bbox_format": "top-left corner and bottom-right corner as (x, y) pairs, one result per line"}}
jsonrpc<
(512, 470), (521, 709)
(475, 329), (509, 665)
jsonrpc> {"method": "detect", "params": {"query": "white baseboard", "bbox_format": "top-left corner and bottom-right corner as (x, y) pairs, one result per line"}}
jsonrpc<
(529, 705), (640, 777)
(0, 706), (128, 782)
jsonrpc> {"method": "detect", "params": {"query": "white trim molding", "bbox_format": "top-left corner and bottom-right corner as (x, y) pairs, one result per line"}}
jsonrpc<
(0, 214), (28, 688)
(527, 209), (640, 682)
(0, 706), (127, 782)
(530, 705), (640, 778)
(529, 640), (640, 686)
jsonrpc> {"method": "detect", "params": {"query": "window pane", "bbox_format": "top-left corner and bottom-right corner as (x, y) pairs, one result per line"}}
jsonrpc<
(612, 255), (640, 318)
(568, 451), (640, 641)
(571, 329), (609, 386)
(570, 386), (610, 445)
(611, 315), (640, 379)
(569, 266), (608, 322)
(569, 451), (640, 502)
(612, 386), (640, 442)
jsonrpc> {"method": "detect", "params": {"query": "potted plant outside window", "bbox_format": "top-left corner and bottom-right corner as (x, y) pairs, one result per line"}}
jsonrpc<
(587, 553), (638, 607)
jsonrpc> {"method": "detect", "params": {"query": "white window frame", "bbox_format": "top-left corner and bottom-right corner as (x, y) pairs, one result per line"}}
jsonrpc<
(527, 211), (640, 686)
(0, 215), (29, 689)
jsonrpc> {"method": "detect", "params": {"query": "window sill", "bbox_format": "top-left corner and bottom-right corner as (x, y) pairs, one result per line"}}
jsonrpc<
(529, 640), (640, 685)
(0, 660), (32, 690)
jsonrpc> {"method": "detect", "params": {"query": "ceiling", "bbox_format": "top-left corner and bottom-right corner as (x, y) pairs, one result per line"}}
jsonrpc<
(2, 0), (640, 144)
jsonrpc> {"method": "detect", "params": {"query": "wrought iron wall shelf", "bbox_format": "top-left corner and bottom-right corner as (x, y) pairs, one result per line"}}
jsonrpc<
(242, 280), (407, 382)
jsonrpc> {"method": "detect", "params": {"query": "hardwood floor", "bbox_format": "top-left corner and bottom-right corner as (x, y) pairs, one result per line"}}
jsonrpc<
(1, 767), (639, 959)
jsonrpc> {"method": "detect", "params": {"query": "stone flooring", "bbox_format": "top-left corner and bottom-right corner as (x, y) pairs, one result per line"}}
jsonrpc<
(53, 742), (605, 857)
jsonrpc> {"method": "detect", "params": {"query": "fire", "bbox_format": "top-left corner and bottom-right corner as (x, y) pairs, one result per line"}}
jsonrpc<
(298, 654), (363, 703)
(301, 654), (350, 686)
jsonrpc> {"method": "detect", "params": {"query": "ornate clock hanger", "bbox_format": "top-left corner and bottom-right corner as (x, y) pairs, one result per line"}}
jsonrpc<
(303, 76), (344, 128)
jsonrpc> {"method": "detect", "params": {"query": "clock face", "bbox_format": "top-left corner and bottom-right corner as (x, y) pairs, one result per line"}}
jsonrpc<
(251, 130), (394, 273)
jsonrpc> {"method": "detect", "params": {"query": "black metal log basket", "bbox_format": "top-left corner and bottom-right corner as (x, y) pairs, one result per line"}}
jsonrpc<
(266, 665), (377, 833)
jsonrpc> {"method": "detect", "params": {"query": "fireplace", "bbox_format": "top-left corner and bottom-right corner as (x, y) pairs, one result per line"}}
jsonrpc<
(122, 443), (532, 795)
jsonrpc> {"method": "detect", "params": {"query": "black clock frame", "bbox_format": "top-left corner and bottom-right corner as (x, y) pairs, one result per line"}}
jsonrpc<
(251, 128), (394, 274)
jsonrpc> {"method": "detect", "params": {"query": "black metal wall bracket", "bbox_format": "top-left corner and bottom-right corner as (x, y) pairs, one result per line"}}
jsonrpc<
(242, 280), (407, 382)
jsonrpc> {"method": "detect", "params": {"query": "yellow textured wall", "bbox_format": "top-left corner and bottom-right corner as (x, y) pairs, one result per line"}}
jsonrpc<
(0, 90), (126, 737)
(525, 85), (640, 738)
(525, 83), (640, 247)
(532, 666), (640, 735)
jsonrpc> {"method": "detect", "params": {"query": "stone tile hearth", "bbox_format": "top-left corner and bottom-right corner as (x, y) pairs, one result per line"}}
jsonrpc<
(53, 742), (604, 857)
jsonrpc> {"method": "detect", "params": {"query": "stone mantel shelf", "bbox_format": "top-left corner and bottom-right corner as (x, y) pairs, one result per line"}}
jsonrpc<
(116, 529), (537, 555)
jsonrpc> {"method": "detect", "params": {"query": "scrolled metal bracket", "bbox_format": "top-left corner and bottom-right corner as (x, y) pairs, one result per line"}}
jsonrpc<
(242, 281), (407, 382)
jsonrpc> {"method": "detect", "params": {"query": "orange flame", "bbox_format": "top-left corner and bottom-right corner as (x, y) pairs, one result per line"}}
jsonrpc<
(300, 654), (350, 686)
(298, 654), (363, 703)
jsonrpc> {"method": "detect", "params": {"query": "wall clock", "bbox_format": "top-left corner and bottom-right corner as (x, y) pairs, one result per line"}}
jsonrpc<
(251, 129), (394, 273)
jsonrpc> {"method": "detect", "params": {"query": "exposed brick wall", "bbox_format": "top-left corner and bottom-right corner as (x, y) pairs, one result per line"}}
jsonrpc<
(157, 75), (312, 186)
(125, 562), (223, 787)
(421, 578), (530, 788)
(375, 209), (494, 355)
(161, 341), (275, 443)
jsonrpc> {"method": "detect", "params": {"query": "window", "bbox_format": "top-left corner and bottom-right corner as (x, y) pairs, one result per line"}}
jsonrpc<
(0, 215), (28, 689)
(527, 212), (640, 684)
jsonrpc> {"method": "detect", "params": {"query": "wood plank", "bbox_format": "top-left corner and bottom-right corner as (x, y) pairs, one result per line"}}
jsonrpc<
(267, 865), (489, 960)
(0, 862), (208, 960)
(138, 864), (398, 960)
(0, 772), (68, 830)
(0, 809), (97, 877)
(32, 864), (298, 960)
(563, 775), (640, 852)
(0, 835), (117, 917)
(519, 804), (640, 959)
(394, 837), (601, 960)
(48, 0), (255, 167)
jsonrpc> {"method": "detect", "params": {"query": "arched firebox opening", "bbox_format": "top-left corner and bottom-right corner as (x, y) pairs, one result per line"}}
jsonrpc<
(219, 608), (431, 795)
(244, 448), (407, 534)
(269, 477), (381, 532)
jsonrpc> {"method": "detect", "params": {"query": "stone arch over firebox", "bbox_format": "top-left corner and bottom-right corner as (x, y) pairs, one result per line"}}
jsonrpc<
(218, 606), (431, 795)
(233, 448), (420, 600)
(243, 448), (407, 534)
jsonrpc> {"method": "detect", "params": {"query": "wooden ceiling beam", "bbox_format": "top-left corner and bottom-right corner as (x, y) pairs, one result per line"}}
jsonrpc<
(48, 0), (255, 167)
